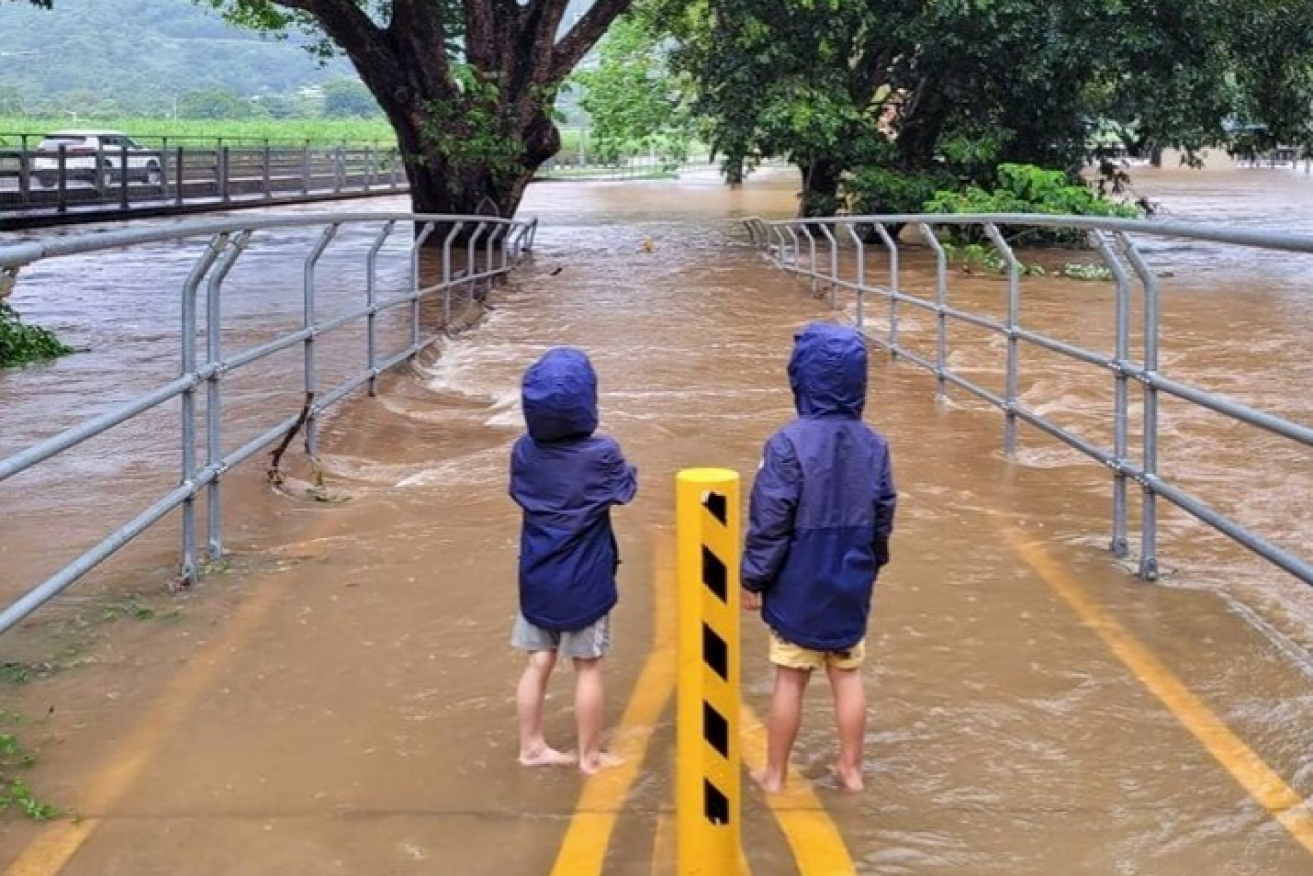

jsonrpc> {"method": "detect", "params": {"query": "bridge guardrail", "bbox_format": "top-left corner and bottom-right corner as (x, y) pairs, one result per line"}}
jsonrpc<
(745, 212), (1313, 590)
(0, 144), (406, 217)
(0, 211), (538, 636)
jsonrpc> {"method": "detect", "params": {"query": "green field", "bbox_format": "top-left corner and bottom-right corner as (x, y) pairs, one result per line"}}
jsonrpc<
(0, 119), (597, 151)
(0, 118), (400, 147)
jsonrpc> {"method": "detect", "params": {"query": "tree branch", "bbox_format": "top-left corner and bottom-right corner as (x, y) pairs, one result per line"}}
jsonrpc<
(549, 0), (634, 82)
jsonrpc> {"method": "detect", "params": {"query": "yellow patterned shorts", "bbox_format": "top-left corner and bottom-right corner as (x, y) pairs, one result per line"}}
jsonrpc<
(769, 630), (865, 671)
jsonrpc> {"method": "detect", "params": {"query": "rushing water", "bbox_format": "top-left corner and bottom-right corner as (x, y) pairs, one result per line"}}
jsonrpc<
(2, 167), (1313, 875)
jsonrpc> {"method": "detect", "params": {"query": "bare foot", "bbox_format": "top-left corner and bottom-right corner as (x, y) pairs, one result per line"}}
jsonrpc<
(579, 752), (624, 775)
(519, 746), (577, 767)
(830, 763), (864, 794)
(752, 768), (785, 794)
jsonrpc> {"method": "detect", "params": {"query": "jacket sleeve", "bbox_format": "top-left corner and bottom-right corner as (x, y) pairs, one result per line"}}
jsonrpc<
(602, 439), (638, 506)
(742, 434), (801, 593)
(872, 442), (897, 568)
(508, 437), (529, 509)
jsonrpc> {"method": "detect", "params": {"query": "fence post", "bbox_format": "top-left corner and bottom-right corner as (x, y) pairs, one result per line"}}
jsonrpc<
(175, 146), (186, 206)
(984, 223), (1021, 457)
(1120, 235), (1160, 580)
(846, 223), (866, 333)
(180, 234), (230, 585)
(873, 224), (900, 356)
(675, 468), (742, 876)
(17, 147), (30, 205)
(301, 146), (311, 196)
(303, 225), (340, 462)
(263, 145), (272, 200)
(56, 145), (68, 213)
(204, 230), (253, 561)
(1093, 232), (1132, 559)
(218, 147), (231, 203)
(366, 221), (398, 397)
(917, 223), (950, 399)
(119, 144), (130, 210)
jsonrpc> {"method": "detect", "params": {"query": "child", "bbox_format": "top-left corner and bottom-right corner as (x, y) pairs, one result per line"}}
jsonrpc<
(509, 347), (638, 774)
(742, 323), (897, 793)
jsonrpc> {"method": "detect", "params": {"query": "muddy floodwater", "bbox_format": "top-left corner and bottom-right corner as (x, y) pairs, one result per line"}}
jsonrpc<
(2, 167), (1313, 875)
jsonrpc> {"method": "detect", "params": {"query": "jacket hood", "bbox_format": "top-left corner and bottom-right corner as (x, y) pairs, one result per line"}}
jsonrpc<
(788, 323), (868, 418)
(522, 347), (599, 441)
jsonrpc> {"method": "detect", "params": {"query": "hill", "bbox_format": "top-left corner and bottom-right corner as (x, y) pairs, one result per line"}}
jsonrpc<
(0, 0), (359, 116)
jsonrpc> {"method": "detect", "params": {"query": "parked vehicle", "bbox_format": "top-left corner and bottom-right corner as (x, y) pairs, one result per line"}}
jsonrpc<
(32, 131), (162, 189)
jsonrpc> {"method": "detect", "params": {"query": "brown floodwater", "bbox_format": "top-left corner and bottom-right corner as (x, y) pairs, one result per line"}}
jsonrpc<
(2, 167), (1313, 875)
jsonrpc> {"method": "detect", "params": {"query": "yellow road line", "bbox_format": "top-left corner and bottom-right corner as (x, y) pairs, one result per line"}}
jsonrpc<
(1005, 526), (1313, 857)
(548, 538), (678, 876)
(3, 579), (287, 876)
(740, 706), (857, 876)
(650, 812), (676, 876)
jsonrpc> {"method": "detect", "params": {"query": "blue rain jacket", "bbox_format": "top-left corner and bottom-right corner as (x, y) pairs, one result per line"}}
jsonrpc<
(510, 348), (638, 632)
(742, 323), (897, 651)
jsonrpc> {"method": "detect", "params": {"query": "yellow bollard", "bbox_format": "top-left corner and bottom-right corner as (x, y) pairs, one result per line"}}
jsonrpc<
(675, 468), (742, 876)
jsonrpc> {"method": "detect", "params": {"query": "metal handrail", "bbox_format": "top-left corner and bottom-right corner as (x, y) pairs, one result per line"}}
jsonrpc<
(746, 212), (1313, 589)
(0, 212), (538, 636)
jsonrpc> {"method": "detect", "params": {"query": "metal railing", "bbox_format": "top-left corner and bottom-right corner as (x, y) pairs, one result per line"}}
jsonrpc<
(0, 144), (406, 222)
(0, 211), (538, 636)
(745, 212), (1313, 588)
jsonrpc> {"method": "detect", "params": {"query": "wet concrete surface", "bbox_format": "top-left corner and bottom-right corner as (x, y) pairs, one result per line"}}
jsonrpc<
(2, 168), (1313, 874)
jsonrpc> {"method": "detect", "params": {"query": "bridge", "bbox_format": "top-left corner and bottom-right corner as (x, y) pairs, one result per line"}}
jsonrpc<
(2, 177), (1313, 875)
(0, 136), (719, 230)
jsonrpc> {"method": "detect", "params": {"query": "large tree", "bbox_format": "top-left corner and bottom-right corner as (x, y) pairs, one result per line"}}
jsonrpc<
(16, 0), (634, 217)
(653, 0), (1313, 215)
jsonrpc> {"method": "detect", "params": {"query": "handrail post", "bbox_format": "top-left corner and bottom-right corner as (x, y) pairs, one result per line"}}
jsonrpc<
(204, 230), (253, 562)
(818, 223), (839, 307)
(918, 223), (949, 398)
(441, 222), (465, 327)
(873, 224), (900, 356)
(119, 144), (130, 210)
(410, 223), (436, 346)
(1120, 233), (1161, 580)
(675, 468), (742, 876)
(303, 224), (340, 462)
(845, 223), (866, 332)
(17, 146), (30, 204)
(56, 145), (68, 213)
(180, 233), (230, 585)
(366, 221), (398, 397)
(263, 145), (273, 200)
(984, 223), (1021, 457)
(1093, 231), (1132, 559)
(800, 225), (818, 294)
(465, 222), (488, 311)
(175, 147), (185, 206)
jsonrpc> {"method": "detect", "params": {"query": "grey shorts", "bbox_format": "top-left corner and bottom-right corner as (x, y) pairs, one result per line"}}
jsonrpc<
(511, 613), (611, 660)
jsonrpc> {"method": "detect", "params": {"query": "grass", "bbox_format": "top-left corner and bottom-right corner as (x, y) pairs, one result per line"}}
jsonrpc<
(0, 712), (59, 821)
(0, 117), (400, 147)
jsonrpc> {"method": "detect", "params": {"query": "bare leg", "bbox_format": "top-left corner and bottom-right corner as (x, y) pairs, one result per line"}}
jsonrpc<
(755, 665), (811, 793)
(516, 650), (575, 766)
(826, 663), (866, 792)
(574, 657), (619, 774)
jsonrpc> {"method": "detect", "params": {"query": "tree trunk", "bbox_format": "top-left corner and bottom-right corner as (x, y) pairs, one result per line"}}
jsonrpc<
(263, 0), (633, 222)
(797, 159), (843, 217)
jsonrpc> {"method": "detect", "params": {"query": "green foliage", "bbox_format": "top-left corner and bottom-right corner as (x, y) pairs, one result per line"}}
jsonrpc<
(0, 302), (72, 368)
(927, 164), (1141, 245)
(942, 243), (1045, 277)
(843, 167), (947, 217)
(177, 88), (269, 121)
(418, 66), (525, 193)
(651, 0), (1313, 211)
(322, 79), (381, 120)
(0, 715), (59, 822)
(572, 14), (692, 166)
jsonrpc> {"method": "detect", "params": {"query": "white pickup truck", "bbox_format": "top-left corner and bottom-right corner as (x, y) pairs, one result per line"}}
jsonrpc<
(32, 130), (163, 189)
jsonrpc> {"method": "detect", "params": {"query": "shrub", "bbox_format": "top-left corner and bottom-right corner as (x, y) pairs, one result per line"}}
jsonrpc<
(841, 167), (949, 241)
(0, 303), (71, 367)
(926, 163), (1141, 245)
